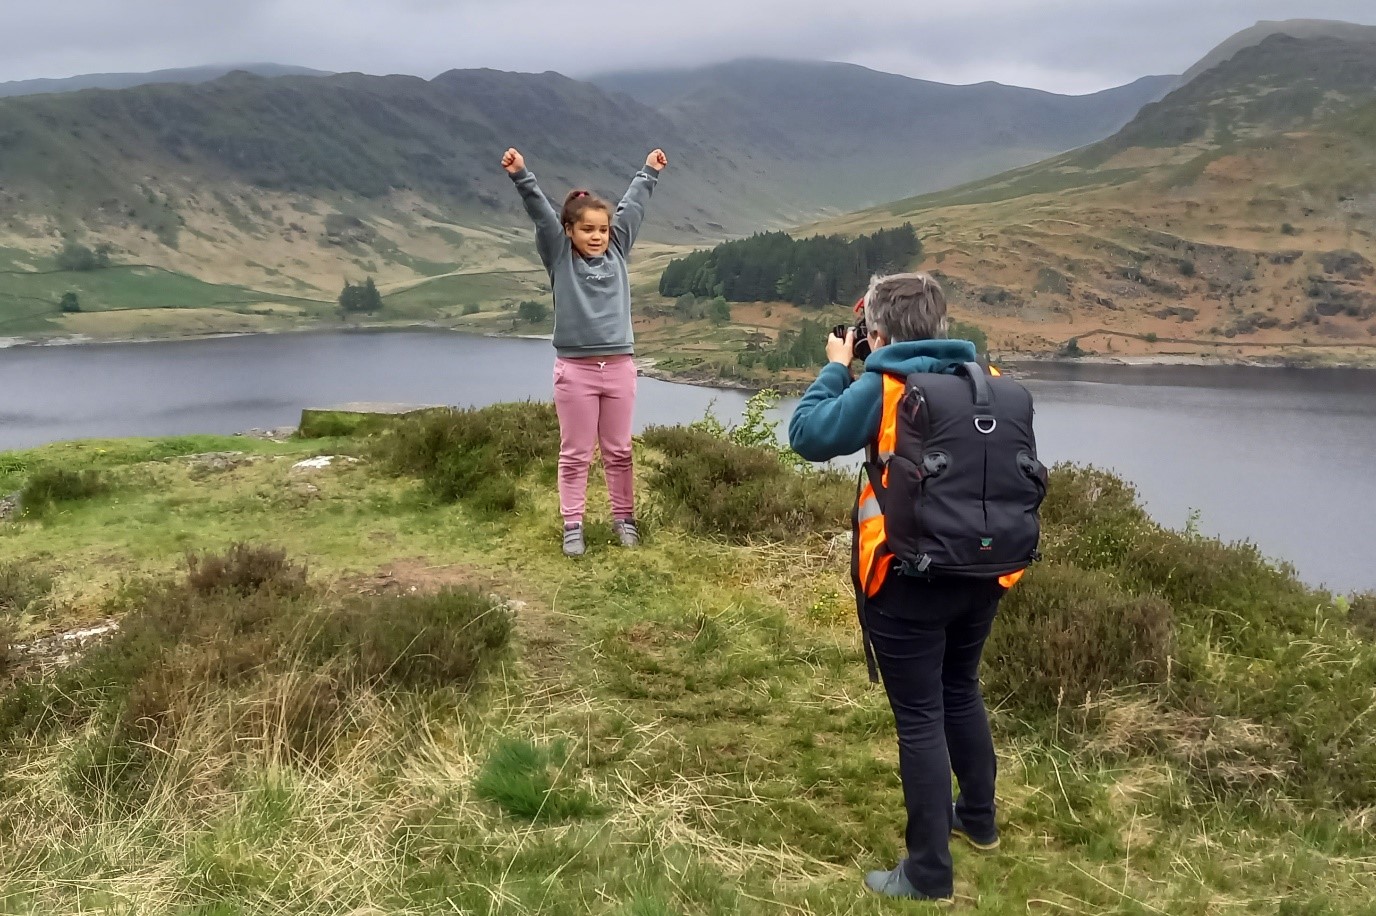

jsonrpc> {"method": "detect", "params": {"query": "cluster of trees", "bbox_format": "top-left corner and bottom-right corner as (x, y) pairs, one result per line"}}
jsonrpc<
(338, 277), (383, 315)
(948, 319), (987, 356)
(736, 320), (832, 372)
(659, 224), (920, 307)
(56, 240), (113, 272)
(516, 300), (548, 323)
(670, 294), (732, 324)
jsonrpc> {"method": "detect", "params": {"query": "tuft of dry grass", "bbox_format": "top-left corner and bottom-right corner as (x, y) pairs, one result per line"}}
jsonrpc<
(1082, 694), (1296, 797)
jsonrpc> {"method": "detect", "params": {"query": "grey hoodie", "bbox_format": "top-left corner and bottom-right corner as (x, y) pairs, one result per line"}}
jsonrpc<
(508, 165), (660, 358)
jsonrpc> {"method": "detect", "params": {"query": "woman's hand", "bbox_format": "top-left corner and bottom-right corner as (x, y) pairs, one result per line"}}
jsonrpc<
(645, 149), (668, 170)
(826, 327), (855, 366)
(501, 148), (525, 174)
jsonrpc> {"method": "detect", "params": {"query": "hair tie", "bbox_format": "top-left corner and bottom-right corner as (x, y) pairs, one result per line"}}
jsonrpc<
(572, 190), (589, 199)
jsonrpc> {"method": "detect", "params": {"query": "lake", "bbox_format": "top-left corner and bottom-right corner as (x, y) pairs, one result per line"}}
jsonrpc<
(3, 331), (1375, 594)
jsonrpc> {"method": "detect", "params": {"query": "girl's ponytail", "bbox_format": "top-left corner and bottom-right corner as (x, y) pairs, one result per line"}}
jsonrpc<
(561, 189), (610, 228)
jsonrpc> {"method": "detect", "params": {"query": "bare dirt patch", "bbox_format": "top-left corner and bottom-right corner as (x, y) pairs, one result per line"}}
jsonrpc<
(346, 557), (487, 597)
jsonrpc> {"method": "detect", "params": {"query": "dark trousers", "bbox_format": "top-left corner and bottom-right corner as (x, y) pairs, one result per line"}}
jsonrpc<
(865, 574), (1004, 898)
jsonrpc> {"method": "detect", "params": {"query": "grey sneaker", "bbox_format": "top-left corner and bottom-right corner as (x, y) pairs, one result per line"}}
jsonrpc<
(863, 864), (953, 904)
(562, 523), (585, 558)
(612, 518), (640, 548)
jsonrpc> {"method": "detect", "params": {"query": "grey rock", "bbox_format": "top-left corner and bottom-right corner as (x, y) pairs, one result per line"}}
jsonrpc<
(186, 451), (255, 475)
(237, 426), (297, 442)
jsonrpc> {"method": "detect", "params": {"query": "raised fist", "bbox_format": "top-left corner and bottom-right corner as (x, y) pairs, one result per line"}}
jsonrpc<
(501, 148), (525, 174)
(646, 148), (668, 171)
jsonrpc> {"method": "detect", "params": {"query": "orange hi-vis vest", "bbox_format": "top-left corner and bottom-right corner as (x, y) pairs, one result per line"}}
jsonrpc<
(852, 367), (1025, 600)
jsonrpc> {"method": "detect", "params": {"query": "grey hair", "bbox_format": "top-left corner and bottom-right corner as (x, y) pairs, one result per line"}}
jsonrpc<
(863, 272), (948, 343)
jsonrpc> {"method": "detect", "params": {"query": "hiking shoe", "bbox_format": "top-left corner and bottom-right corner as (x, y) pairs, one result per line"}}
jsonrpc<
(863, 864), (953, 905)
(951, 810), (1000, 850)
(562, 523), (586, 558)
(612, 518), (640, 548)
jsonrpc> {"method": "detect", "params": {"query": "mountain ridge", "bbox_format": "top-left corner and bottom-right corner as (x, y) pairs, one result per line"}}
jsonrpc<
(592, 59), (1176, 207)
(0, 55), (1168, 312)
(1175, 18), (1376, 87)
(0, 63), (333, 99)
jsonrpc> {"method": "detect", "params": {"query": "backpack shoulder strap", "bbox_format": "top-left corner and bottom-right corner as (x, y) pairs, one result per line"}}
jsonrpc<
(875, 372), (907, 463)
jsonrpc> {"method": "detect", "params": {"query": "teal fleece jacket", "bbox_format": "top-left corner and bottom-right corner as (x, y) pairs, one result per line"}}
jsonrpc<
(787, 339), (979, 461)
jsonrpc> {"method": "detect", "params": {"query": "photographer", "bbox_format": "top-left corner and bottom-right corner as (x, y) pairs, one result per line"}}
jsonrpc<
(788, 272), (1015, 903)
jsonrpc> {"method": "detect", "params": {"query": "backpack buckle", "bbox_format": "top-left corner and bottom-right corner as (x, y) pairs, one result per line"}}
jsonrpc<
(898, 555), (933, 577)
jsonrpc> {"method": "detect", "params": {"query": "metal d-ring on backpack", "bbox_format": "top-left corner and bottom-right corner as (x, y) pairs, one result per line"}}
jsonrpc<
(851, 361), (1048, 681)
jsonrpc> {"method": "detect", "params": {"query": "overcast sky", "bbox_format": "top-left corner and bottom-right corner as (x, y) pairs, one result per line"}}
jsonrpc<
(3, 0), (1375, 95)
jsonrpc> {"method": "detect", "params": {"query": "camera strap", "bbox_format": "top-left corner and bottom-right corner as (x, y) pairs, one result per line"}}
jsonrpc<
(859, 577), (880, 685)
(852, 466), (881, 685)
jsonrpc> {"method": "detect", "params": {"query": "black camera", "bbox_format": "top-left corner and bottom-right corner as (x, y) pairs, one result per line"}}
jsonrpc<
(831, 318), (872, 362)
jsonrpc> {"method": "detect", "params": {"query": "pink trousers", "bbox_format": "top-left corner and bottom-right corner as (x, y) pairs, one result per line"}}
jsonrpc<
(552, 355), (637, 524)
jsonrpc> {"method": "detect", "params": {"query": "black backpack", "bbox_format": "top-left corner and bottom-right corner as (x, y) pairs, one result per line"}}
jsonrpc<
(868, 362), (1047, 578)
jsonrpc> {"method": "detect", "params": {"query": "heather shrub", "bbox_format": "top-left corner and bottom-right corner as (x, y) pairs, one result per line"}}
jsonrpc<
(1042, 465), (1314, 649)
(1038, 464), (1153, 569)
(1012, 465), (1376, 807)
(0, 619), (13, 680)
(1349, 592), (1376, 640)
(1118, 525), (1313, 648)
(19, 468), (107, 517)
(640, 425), (851, 543)
(302, 587), (513, 690)
(0, 561), (56, 680)
(0, 560), (53, 615)
(986, 563), (1175, 711)
(374, 402), (559, 516)
(1, 545), (512, 798)
(185, 542), (308, 598)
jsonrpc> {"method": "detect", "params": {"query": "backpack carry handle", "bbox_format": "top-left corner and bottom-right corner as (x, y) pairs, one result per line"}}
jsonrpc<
(956, 361), (993, 409)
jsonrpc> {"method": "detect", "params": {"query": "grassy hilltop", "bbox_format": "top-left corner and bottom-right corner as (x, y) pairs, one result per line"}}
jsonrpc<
(1, 404), (1374, 914)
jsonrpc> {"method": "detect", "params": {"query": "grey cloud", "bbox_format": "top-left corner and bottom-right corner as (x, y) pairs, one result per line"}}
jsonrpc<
(2, 0), (1375, 94)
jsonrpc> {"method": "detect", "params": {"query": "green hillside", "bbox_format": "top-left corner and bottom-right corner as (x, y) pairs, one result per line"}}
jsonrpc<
(809, 32), (1376, 363)
(0, 68), (779, 233)
(5, 25), (1376, 363)
(0, 65), (796, 332)
(1, 406), (1373, 913)
(0, 54), (1173, 348)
